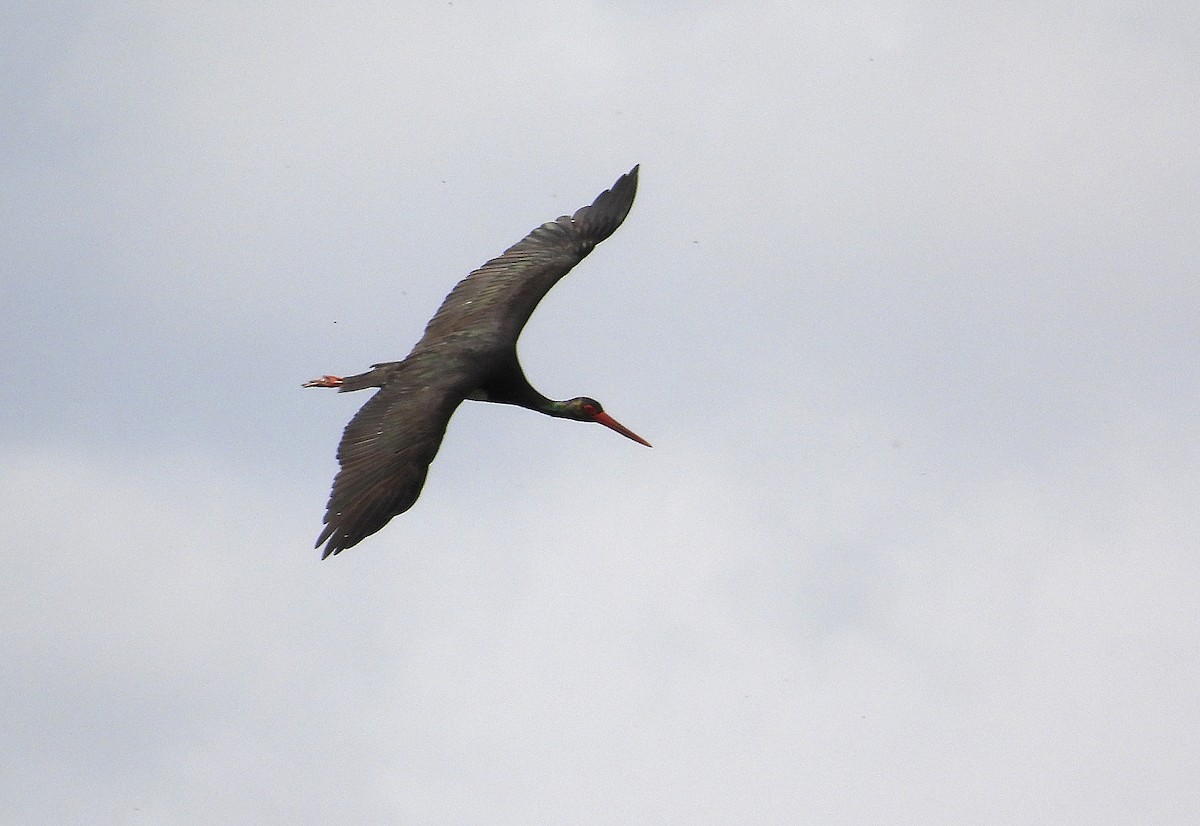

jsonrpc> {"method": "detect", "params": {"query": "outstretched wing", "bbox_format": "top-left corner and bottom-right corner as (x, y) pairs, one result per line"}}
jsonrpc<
(315, 356), (477, 558)
(413, 165), (639, 355)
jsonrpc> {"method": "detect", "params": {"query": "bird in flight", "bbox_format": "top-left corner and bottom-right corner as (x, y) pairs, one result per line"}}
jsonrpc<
(304, 165), (649, 558)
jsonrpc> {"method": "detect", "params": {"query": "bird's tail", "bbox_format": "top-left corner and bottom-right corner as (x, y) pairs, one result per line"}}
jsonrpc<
(337, 361), (403, 392)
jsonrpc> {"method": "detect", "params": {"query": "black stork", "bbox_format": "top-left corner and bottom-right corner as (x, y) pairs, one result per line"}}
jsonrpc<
(304, 165), (649, 558)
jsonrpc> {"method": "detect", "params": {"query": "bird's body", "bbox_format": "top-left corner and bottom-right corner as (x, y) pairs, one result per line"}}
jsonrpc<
(305, 166), (648, 558)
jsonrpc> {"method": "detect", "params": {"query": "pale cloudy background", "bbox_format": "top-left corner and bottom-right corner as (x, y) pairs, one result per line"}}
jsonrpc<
(3, 2), (1198, 823)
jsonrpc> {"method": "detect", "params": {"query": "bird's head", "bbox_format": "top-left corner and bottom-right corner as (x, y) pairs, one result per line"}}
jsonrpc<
(561, 397), (652, 447)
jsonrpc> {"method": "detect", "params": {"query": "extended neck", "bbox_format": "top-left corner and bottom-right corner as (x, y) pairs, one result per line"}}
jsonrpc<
(478, 378), (582, 420)
(500, 385), (575, 419)
(476, 356), (563, 415)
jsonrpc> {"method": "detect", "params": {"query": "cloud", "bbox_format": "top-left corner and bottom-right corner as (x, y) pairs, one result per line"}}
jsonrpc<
(3, 2), (1199, 823)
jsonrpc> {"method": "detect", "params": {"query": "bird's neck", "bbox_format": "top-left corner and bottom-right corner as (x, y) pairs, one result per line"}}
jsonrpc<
(511, 389), (572, 418)
(476, 355), (564, 416)
(475, 375), (562, 416)
(537, 398), (578, 419)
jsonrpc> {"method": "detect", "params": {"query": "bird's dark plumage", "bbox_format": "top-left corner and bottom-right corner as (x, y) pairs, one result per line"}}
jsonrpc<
(308, 166), (643, 557)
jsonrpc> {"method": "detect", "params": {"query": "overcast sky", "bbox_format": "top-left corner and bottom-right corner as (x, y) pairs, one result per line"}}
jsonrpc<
(3, 2), (1198, 823)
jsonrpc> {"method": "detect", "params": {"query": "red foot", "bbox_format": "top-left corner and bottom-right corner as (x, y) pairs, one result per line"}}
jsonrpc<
(302, 375), (344, 388)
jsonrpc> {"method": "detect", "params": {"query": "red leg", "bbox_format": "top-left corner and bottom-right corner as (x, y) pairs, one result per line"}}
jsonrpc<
(302, 375), (344, 388)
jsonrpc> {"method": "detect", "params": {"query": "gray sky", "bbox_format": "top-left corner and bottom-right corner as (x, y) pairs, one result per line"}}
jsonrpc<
(3, 2), (1198, 823)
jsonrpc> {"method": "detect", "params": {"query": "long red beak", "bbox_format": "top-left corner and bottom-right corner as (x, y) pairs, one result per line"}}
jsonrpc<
(594, 411), (652, 447)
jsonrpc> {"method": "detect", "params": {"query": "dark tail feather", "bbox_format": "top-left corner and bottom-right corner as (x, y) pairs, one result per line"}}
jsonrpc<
(338, 361), (404, 393)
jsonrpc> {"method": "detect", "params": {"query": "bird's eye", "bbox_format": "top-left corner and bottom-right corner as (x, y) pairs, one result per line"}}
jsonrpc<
(581, 402), (598, 416)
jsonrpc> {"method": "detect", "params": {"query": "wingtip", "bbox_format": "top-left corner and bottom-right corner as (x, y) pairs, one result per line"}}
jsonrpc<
(315, 523), (338, 558)
(318, 535), (344, 559)
(621, 164), (640, 192)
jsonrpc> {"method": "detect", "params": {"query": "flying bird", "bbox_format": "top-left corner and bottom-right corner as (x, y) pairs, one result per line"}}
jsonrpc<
(304, 166), (649, 558)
